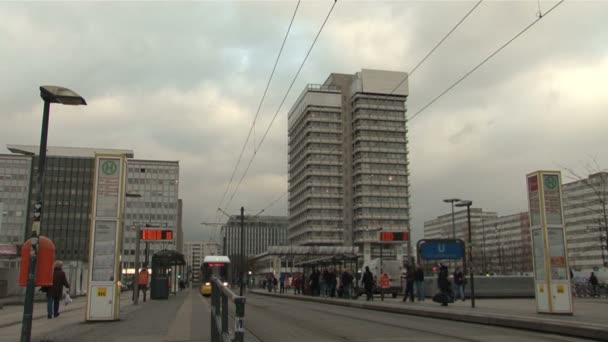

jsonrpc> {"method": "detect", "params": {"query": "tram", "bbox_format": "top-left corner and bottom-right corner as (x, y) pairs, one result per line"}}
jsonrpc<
(200, 255), (231, 296)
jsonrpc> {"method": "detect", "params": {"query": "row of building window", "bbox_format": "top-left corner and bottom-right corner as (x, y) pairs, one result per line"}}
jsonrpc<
(354, 152), (407, 161)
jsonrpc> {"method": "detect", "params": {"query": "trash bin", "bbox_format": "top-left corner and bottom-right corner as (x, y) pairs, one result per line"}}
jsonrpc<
(150, 275), (169, 299)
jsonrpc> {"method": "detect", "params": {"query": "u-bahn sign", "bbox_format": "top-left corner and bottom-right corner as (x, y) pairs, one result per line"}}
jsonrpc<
(417, 239), (465, 260)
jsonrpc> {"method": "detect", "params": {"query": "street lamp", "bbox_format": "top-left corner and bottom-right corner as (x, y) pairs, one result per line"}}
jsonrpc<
(443, 198), (461, 239)
(125, 193), (142, 305)
(455, 200), (475, 308)
(21, 86), (86, 342)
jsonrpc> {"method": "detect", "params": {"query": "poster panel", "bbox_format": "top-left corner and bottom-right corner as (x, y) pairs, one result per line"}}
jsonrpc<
(91, 220), (117, 282)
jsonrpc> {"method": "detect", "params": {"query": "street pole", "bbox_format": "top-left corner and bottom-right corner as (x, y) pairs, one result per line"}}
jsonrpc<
(466, 205), (475, 308)
(133, 224), (141, 305)
(21, 100), (50, 342)
(240, 207), (244, 297)
(451, 203), (456, 239)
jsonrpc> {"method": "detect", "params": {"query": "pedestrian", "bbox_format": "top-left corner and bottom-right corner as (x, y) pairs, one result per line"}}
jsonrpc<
(279, 273), (286, 294)
(403, 265), (415, 302)
(414, 264), (425, 301)
(329, 268), (337, 298)
(341, 270), (353, 299)
(272, 276), (278, 293)
(589, 272), (599, 297)
(362, 266), (374, 301)
(133, 267), (149, 302)
(453, 267), (465, 301)
(293, 275), (300, 295)
(46, 260), (70, 318)
(436, 264), (451, 306)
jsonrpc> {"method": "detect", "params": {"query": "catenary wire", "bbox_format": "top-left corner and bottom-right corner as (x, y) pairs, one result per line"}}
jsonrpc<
(216, 0), (302, 216)
(409, 0), (565, 121)
(223, 0), (339, 210)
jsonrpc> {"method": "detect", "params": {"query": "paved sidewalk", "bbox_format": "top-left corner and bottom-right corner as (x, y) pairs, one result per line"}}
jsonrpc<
(0, 289), (213, 342)
(0, 291), (136, 341)
(251, 290), (608, 341)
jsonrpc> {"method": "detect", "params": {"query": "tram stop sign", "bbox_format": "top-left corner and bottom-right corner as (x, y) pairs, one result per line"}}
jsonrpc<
(417, 239), (465, 260)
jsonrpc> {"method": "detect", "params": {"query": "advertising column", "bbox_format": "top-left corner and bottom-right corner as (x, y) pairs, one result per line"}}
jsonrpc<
(526, 170), (573, 314)
(86, 154), (126, 321)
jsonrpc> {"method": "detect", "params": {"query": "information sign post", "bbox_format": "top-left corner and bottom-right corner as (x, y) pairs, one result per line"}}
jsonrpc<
(526, 170), (573, 314)
(86, 154), (126, 321)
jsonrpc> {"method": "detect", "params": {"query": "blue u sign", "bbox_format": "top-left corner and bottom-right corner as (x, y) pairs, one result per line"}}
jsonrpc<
(418, 239), (465, 260)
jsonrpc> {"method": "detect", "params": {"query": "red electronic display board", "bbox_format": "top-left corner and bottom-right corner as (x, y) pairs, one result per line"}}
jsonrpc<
(380, 231), (409, 242)
(140, 229), (174, 241)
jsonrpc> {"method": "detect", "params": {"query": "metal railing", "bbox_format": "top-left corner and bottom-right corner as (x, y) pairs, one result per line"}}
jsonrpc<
(210, 278), (246, 342)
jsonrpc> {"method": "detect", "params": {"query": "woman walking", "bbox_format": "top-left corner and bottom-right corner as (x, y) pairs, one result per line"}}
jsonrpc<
(47, 260), (70, 318)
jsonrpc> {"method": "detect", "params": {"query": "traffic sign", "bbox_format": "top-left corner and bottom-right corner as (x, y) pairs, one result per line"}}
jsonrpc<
(418, 239), (465, 260)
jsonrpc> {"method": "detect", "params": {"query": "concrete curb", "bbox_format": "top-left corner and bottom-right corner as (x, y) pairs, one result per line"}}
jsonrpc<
(251, 290), (608, 341)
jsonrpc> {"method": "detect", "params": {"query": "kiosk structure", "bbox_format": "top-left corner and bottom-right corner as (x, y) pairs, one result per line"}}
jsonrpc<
(526, 170), (573, 314)
(85, 154), (127, 321)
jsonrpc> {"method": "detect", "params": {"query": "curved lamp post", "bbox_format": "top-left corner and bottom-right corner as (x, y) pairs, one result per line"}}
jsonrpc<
(21, 86), (86, 342)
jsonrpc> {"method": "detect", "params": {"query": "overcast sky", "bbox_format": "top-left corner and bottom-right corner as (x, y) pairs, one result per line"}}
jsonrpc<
(1, 1), (607, 243)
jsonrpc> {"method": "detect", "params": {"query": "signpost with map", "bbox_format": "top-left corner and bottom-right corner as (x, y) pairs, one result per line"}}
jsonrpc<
(526, 170), (573, 314)
(86, 154), (126, 321)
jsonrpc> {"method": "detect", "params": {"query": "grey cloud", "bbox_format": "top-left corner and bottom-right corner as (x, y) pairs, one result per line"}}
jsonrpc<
(1, 1), (607, 243)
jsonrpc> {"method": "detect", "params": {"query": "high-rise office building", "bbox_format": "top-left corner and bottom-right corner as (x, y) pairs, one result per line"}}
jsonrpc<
(177, 199), (184, 253)
(0, 154), (32, 245)
(288, 69), (411, 259)
(122, 159), (180, 271)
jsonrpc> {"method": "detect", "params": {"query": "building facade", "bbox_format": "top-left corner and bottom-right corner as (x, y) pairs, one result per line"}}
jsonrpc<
(223, 215), (287, 282)
(563, 172), (608, 270)
(8, 145), (134, 262)
(485, 212), (533, 274)
(183, 240), (220, 284)
(6, 145), (180, 269)
(122, 159), (180, 271)
(288, 69), (411, 259)
(0, 154), (32, 245)
(423, 208), (498, 272)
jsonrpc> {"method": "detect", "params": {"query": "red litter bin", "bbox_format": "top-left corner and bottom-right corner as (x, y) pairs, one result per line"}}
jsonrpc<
(19, 236), (55, 287)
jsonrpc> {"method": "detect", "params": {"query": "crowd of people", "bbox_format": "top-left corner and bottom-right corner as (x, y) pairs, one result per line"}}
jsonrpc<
(257, 263), (478, 307)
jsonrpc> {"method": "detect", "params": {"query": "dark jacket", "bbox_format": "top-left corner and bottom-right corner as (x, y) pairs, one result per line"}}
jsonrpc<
(453, 271), (465, 285)
(414, 267), (424, 282)
(362, 270), (374, 288)
(51, 267), (70, 300)
(438, 266), (450, 293)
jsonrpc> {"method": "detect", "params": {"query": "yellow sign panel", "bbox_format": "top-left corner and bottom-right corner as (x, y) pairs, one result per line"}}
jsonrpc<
(557, 285), (564, 293)
(97, 287), (107, 297)
(539, 285), (544, 293)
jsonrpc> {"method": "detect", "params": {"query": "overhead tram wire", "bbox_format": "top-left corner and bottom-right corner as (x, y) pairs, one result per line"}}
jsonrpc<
(390, 0), (484, 95)
(251, 0), (484, 214)
(408, 0), (566, 122)
(223, 0), (339, 211)
(216, 0), (302, 215)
